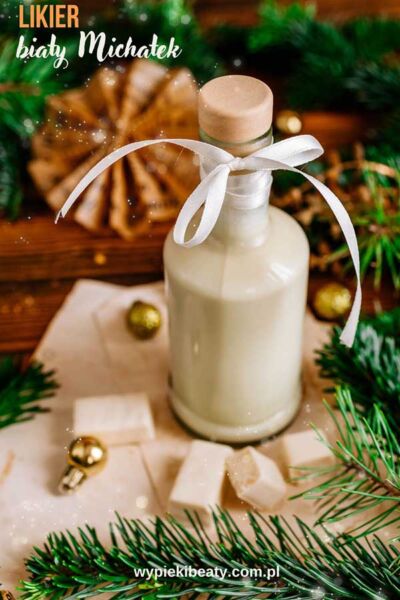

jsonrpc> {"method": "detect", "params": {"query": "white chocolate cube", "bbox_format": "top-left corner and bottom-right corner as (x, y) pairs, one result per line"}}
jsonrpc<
(168, 440), (233, 525)
(73, 393), (155, 445)
(281, 429), (333, 482)
(226, 446), (286, 510)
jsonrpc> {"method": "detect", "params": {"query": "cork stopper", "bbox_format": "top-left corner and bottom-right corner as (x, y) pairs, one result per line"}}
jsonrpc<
(198, 75), (273, 144)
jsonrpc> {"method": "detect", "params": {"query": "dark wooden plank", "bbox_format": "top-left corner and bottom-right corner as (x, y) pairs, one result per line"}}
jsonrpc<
(0, 216), (169, 283)
(0, 273), (163, 354)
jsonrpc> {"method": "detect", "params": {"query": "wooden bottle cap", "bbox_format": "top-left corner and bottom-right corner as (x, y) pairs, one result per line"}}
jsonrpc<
(198, 75), (273, 144)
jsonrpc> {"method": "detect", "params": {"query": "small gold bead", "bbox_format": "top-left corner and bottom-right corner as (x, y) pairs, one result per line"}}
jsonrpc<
(127, 300), (162, 340)
(313, 283), (352, 321)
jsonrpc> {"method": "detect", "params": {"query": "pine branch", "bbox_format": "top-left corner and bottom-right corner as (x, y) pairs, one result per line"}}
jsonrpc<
(293, 389), (400, 539)
(0, 32), (77, 217)
(0, 35), (77, 141)
(0, 128), (22, 219)
(20, 508), (400, 599)
(248, 0), (315, 52)
(341, 17), (400, 62)
(346, 64), (400, 112)
(0, 357), (58, 430)
(327, 169), (400, 290)
(316, 309), (400, 429)
(247, 1), (400, 115)
(123, 0), (223, 82)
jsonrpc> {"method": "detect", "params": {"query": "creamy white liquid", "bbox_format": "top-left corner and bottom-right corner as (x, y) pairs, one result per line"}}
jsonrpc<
(164, 198), (309, 442)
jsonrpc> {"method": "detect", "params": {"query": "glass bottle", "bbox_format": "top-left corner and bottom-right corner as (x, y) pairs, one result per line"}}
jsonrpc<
(163, 75), (309, 443)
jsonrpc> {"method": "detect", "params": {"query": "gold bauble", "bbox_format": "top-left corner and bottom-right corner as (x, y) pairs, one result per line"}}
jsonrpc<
(0, 592), (16, 600)
(58, 436), (107, 494)
(313, 283), (352, 320)
(275, 110), (303, 135)
(68, 436), (107, 474)
(127, 300), (162, 340)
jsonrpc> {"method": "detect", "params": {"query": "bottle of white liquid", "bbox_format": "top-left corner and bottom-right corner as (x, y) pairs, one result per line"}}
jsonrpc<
(164, 75), (309, 443)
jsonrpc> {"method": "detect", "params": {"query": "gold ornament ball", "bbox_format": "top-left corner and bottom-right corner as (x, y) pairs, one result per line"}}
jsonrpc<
(127, 300), (162, 340)
(0, 592), (15, 600)
(68, 436), (107, 475)
(275, 110), (303, 135)
(313, 283), (352, 321)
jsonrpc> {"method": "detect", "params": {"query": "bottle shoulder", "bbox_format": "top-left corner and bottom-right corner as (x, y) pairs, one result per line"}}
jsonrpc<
(164, 206), (309, 296)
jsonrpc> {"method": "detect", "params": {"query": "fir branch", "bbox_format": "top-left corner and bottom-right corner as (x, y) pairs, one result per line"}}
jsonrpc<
(123, 0), (223, 82)
(0, 357), (58, 430)
(20, 508), (400, 599)
(346, 64), (400, 112)
(0, 129), (22, 219)
(248, 0), (315, 52)
(247, 1), (400, 115)
(316, 309), (400, 428)
(327, 169), (400, 290)
(294, 389), (400, 539)
(0, 35), (77, 141)
(286, 21), (355, 110)
(0, 32), (77, 217)
(341, 17), (400, 62)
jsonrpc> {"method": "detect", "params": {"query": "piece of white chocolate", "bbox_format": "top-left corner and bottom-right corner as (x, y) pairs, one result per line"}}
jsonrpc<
(141, 440), (188, 509)
(281, 429), (333, 482)
(168, 440), (233, 524)
(73, 393), (155, 445)
(226, 446), (286, 510)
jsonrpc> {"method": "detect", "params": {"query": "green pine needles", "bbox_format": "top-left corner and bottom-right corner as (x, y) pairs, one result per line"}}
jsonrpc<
(123, 0), (223, 82)
(0, 33), (76, 219)
(325, 169), (400, 290)
(248, 1), (400, 114)
(316, 308), (400, 429)
(19, 508), (400, 599)
(294, 389), (400, 539)
(0, 356), (58, 429)
(0, 130), (23, 219)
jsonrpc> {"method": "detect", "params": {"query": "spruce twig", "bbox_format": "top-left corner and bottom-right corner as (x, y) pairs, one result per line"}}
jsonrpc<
(326, 170), (400, 290)
(0, 35), (77, 140)
(316, 309), (400, 428)
(0, 357), (58, 429)
(0, 128), (22, 219)
(248, 1), (400, 115)
(123, 0), (223, 82)
(293, 389), (400, 538)
(19, 507), (400, 599)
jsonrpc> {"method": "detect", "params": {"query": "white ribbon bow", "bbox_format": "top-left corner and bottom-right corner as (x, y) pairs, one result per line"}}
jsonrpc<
(57, 134), (361, 347)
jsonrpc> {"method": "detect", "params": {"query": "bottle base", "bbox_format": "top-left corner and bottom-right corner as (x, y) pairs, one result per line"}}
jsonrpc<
(169, 385), (301, 444)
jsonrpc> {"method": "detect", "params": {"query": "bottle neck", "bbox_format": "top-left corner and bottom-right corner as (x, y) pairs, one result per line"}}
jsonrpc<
(199, 129), (273, 248)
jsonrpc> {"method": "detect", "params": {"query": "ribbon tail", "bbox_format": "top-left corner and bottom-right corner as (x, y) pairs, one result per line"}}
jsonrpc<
(55, 138), (232, 222)
(301, 172), (361, 347)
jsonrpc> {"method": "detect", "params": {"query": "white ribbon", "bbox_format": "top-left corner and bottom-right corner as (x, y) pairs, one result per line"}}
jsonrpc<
(57, 134), (361, 347)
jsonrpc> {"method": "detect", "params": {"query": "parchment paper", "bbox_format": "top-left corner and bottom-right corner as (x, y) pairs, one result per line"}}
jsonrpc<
(0, 279), (334, 594)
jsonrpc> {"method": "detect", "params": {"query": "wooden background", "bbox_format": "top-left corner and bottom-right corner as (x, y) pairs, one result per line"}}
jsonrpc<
(1, 0), (398, 355)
